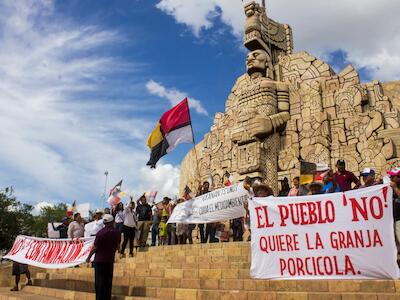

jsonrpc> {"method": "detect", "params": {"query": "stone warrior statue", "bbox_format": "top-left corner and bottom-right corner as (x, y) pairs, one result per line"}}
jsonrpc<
(230, 47), (290, 193)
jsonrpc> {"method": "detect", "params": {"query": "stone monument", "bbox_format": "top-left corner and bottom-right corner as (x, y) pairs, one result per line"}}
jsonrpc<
(180, 1), (400, 194)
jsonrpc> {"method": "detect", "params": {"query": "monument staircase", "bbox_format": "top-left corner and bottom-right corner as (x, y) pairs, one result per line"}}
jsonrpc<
(0, 242), (400, 299)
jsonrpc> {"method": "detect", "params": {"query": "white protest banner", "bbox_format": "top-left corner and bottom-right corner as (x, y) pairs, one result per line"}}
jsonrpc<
(168, 185), (248, 224)
(250, 184), (399, 280)
(4, 235), (95, 269)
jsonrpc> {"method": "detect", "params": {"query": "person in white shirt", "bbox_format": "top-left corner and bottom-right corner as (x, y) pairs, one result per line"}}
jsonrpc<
(119, 201), (137, 257)
(68, 213), (84, 238)
(113, 202), (125, 233)
(84, 209), (105, 237)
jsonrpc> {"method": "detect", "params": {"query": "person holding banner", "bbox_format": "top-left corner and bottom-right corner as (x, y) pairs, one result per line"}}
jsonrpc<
(308, 182), (324, 195)
(51, 217), (69, 238)
(334, 159), (360, 191)
(360, 168), (377, 188)
(322, 170), (341, 194)
(68, 212), (84, 238)
(10, 262), (32, 291)
(389, 168), (400, 249)
(86, 214), (120, 300)
(288, 177), (300, 196)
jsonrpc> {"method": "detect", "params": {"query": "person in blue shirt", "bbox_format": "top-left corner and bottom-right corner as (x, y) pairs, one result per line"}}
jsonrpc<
(322, 170), (341, 193)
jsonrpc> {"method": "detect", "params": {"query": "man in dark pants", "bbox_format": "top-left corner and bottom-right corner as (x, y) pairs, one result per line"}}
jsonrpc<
(86, 214), (120, 300)
(136, 195), (152, 247)
(197, 181), (210, 243)
(10, 262), (32, 291)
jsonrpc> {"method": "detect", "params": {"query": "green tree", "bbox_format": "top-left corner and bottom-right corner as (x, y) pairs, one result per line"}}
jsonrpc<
(0, 187), (34, 252)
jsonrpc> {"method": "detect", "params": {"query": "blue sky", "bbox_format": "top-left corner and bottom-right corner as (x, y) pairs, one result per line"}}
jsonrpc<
(0, 0), (399, 213)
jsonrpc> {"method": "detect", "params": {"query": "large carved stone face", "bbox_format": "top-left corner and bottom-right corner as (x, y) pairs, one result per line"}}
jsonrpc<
(246, 49), (268, 74)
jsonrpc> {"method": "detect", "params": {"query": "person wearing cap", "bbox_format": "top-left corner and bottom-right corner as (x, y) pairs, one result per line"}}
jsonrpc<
(86, 214), (120, 300)
(68, 212), (84, 238)
(334, 159), (361, 191)
(360, 168), (377, 188)
(322, 170), (341, 194)
(52, 217), (69, 239)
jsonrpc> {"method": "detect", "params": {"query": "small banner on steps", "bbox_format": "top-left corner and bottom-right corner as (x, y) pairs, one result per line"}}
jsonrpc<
(168, 184), (248, 224)
(4, 235), (95, 269)
(249, 184), (400, 280)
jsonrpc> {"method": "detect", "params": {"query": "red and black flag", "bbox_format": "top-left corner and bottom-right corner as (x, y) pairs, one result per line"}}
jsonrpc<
(147, 98), (194, 168)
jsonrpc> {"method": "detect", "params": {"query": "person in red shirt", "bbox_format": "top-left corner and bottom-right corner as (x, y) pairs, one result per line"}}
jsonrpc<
(334, 159), (361, 191)
(86, 214), (121, 300)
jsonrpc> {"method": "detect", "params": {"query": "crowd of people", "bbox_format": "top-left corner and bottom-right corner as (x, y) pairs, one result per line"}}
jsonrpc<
(7, 159), (400, 299)
(49, 160), (400, 250)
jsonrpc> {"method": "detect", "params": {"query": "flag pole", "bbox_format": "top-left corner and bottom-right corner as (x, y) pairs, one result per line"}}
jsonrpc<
(186, 98), (202, 187)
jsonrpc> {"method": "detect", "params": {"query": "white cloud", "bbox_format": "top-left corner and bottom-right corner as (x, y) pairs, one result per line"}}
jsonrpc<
(146, 80), (208, 116)
(156, 0), (400, 81)
(0, 1), (181, 209)
(32, 202), (54, 216)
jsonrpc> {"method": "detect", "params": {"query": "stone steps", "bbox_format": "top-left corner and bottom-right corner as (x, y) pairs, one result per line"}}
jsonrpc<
(0, 287), (59, 300)
(0, 281), (13, 288)
(22, 286), (158, 300)
(1, 242), (399, 299)
(20, 285), (400, 300)
(42, 268), (253, 280)
(32, 277), (400, 293)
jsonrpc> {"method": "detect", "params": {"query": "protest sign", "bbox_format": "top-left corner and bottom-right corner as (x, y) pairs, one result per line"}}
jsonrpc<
(168, 185), (248, 224)
(249, 184), (399, 280)
(77, 203), (90, 219)
(4, 235), (94, 269)
(47, 223), (61, 239)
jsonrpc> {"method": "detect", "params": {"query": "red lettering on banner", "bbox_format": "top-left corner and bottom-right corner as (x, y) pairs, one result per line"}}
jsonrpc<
(280, 255), (357, 276)
(259, 234), (300, 253)
(350, 195), (384, 221)
(255, 206), (274, 228)
(278, 201), (335, 227)
(8, 238), (25, 255)
(330, 230), (383, 250)
(6, 236), (94, 268)
(382, 186), (388, 208)
(306, 232), (323, 250)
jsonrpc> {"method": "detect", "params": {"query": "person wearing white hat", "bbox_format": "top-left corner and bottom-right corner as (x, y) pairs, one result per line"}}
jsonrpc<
(84, 209), (105, 237)
(86, 214), (120, 300)
(360, 168), (377, 188)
